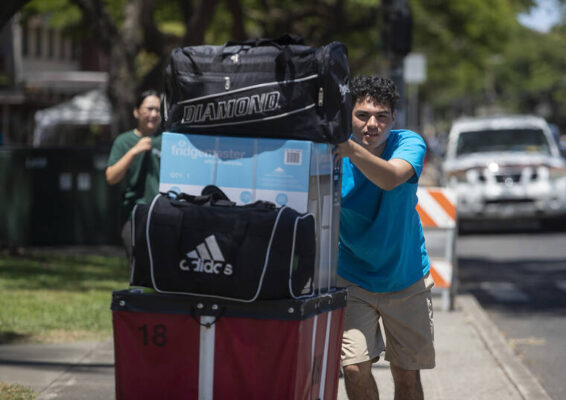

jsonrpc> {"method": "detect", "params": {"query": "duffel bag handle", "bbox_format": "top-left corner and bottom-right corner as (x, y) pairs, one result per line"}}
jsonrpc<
(201, 185), (232, 204)
(165, 188), (236, 207)
(222, 34), (304, 79)
(224, 34), (304, 49)
(166, 191), (211, 206)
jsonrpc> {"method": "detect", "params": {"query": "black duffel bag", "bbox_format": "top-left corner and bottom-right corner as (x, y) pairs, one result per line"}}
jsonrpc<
(130, 188), (316, 302)
(162, 34), (351, 144)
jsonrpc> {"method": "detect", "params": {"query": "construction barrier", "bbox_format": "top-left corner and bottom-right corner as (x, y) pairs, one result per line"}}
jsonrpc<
(416, 187), (457, 311)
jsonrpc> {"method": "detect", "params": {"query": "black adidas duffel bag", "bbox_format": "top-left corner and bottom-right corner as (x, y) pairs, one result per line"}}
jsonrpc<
(162, 35), (351, 144)
(130, 189), (316, 302)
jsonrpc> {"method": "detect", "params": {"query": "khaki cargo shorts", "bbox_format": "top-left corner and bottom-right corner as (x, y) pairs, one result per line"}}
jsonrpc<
(338, 273), (435, 370)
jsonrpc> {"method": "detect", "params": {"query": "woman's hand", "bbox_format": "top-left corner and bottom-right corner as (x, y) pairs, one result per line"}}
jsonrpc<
(106, 137), (152, 185)
(131, 136), (152, 156)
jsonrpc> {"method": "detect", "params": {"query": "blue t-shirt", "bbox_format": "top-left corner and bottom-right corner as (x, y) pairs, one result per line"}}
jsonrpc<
(337, 129), (430, 293)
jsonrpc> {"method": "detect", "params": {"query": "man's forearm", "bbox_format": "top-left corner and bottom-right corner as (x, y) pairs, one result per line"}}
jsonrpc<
(344, 140), (414, 191)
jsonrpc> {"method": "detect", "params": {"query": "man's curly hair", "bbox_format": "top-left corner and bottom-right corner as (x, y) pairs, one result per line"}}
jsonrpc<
(350, 75), (400, 113)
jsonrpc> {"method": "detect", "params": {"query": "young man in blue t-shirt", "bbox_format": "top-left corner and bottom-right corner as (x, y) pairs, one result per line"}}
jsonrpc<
(333, 75), (435, 400)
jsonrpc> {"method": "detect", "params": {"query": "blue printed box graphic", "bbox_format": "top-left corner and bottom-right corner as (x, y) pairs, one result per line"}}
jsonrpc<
(159, 132), (330, 211)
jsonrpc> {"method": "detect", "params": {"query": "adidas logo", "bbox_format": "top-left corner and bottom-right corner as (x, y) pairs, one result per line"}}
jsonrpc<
(179, 235), (234, 276)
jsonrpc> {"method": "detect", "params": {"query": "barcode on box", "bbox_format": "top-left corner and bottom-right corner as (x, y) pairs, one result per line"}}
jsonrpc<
(285, 149), (302, 165)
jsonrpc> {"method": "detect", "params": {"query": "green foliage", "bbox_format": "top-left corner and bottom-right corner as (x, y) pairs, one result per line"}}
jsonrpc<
(19, 0), (566, 130)
(158, 21), (186, 37)
(0, 253), (129, 344)
(404, 0), (564, 129)
(136, 50), (160, 79)
(494, 25), (566, 122)
(103, 0), (126, 24)
(410, 0), (528, 115)
(0, 382), (37, 400)
(205, 4), (236, 45)
(22, 0), (82, 32)
(236, 0), (381, 72)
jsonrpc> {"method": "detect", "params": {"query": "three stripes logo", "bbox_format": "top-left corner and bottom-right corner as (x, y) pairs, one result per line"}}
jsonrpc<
(179, 235), (234, 276)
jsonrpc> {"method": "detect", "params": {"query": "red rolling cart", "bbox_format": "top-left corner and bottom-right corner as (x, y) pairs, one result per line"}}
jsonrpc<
(112, 289), (346, 400)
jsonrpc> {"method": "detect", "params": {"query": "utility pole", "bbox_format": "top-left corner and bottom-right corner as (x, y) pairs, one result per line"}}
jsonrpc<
(381, 0), (412, 128)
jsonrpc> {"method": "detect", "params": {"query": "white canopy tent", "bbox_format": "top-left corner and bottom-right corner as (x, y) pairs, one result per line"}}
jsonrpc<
(33, 89), (112, 146)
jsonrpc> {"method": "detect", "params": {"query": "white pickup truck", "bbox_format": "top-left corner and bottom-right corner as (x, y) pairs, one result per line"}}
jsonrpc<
(442, 115), (566, 227)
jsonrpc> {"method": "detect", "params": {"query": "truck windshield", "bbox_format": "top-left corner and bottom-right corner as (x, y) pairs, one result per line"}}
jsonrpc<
(456, 128), (550, 156)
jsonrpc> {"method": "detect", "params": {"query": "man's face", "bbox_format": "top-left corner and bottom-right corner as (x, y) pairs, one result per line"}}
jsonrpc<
(351, 97), (396, 155)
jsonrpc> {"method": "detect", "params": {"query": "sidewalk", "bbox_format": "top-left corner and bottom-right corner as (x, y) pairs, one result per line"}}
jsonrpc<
(0, 295), (550, 400)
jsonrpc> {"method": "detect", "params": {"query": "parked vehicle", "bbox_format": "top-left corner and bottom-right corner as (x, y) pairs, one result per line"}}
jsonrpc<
(442, 115), (566, 227)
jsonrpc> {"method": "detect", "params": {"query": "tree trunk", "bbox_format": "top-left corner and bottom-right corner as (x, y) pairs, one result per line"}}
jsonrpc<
(226, 0), (247, 41)
(109, 0), (143, 134)
(182, 0), (219, 46)
(72, 0), (223, 136)
(107, 44), (137, 135)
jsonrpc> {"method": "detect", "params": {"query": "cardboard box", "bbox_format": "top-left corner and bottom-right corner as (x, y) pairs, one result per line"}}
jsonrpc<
(159, 132), (341, 290)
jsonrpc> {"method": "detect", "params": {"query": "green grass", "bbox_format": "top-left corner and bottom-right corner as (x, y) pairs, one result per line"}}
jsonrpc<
(0, 382), (37, 400)
(0, 251), (130, 344)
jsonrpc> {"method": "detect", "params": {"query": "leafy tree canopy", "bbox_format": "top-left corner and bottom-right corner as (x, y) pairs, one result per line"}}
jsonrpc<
(20, 0), (566, 133)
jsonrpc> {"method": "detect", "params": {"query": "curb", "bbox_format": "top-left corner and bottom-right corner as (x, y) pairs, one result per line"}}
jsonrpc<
(457, 294), (551, 400)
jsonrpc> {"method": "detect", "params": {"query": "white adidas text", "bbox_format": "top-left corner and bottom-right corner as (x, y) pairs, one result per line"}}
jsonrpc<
(179, 258), (233, 275)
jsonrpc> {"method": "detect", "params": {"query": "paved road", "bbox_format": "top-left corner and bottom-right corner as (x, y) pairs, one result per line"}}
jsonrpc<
(456, 230), (566, 400)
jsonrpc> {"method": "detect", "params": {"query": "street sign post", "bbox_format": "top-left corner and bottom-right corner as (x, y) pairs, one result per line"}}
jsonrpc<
(403, 53), (427, 130)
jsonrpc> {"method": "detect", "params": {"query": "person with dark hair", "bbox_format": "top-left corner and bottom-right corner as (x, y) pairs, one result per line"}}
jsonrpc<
(333, 75), (434, 400)
(106, 90), (162, 260)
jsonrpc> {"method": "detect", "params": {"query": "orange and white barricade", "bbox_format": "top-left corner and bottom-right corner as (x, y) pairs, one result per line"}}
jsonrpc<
(416, 187), (457, 311)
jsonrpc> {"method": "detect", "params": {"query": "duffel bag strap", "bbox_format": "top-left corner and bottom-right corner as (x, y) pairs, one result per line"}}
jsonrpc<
(222, 35), (302, 78)
(165, 189), (236, 207)
(287, 209), (316, 299)
(178, 47), (203, 75)
(224, 34), (304, 48)
(165, 190), (194, 202)
(241, 200), (276, 210)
